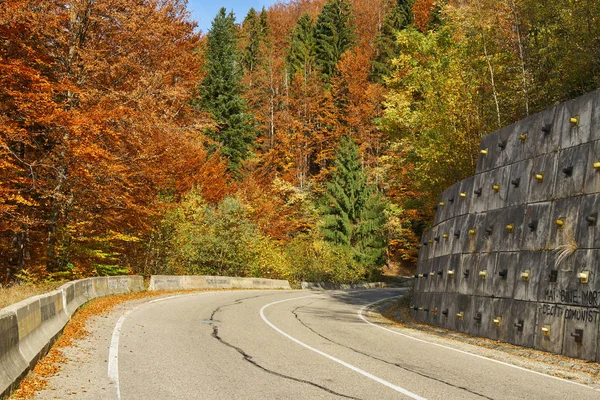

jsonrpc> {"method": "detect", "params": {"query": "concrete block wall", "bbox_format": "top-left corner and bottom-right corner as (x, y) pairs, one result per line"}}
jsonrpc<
(413, 89), (600, 362)
(0, 276), (144, 398)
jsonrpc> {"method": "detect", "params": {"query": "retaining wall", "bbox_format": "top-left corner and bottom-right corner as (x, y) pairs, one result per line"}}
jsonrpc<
(0, 276), (144, 398)
(413, 89), (600, 362)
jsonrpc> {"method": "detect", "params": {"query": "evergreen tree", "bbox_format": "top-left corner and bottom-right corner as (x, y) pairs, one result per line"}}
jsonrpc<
(241, 7), (269, 74)
(287, 13), (316, 81)
(198, 8), (254, 172)
(313, 0), (356, 83)
(320, 136), (387, 276)
(370, 0), (413, 83)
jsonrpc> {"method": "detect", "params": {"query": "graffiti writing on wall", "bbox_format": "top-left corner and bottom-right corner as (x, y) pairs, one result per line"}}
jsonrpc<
(543, 288), (600, 306)
(540, 303), (600, 323)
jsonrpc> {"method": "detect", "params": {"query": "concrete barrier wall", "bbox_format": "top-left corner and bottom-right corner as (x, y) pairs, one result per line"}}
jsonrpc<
(0, 276), (144, 398)
(413, 89), (600, 362)
(149, 275), (292, 291)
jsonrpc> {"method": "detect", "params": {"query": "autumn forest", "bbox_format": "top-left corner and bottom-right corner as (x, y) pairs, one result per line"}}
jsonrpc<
(1, 0), (599, 285)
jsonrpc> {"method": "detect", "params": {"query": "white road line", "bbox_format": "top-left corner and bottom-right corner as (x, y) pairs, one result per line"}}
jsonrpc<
(107, 292), (216, 399)
(358, 296), (600, 392)
(259, 295), (427, 400)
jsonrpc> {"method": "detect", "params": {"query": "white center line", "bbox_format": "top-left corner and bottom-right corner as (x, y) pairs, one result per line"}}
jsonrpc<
(260, 295), (427, 400)
(358, 295), (600, 392)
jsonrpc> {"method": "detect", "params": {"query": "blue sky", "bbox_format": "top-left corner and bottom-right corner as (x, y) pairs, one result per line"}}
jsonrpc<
(187, 0), (279, 33)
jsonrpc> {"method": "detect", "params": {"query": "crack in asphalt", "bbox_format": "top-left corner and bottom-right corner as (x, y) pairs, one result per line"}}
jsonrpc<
(211, 325), (361, 400)
(292, 301), (495, 400)
(207, 294), (360, 399)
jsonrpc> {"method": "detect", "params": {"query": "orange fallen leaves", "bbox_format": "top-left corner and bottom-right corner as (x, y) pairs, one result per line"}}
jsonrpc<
(11, 289), (220, 399)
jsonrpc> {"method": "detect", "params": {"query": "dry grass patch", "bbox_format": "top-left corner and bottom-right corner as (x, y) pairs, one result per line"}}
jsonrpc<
(0, 282), (67, 310)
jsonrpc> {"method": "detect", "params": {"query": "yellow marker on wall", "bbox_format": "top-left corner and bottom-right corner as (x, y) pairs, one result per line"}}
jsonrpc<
(578, 271), (589, 284)
(535, 173), (544, 182)
(519, 134), (527, 142)
(492, 184), (500, 192)
(480, 148), (488, 155)
(493, 317), (502, 326)
(555, 219), (564, 227)
(541, 325), (551, 336)
(506, 224), (514, 232)
(521, 270), (530, 281)
(570, 116), (579, 126)
(460, 192), (467, 198)
(456, 312), (464, 320)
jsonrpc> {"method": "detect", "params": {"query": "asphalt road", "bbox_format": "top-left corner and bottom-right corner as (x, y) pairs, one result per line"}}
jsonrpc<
(35, 289), (600, 399)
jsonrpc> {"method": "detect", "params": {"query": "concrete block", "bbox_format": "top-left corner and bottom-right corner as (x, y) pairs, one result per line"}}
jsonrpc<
(456, 176), (475, 216)
(554, 144), (588, 199)
(497, 206), (525, 252)
(423, 258), (436, 293)
(494, 123), (519, 167)
(431, 255), (449, 293)
(492, 252), (518, 299)
(583, 140), (600, 194)
(577, 194), (600, 249)
(469, 172), (489, 214)
(561, 305), (599, 361)
(441, 182), (461, 222)
(548, 196), (581, 250)
(450, 215), (468, 255)
(474, 252), (496, 297)
(479, 209), (500, 253)
(453, 294), (472, 335)
(0, 310), (28, 399)
(461, 212), (486, 254)
(467, 296), (493, 338)
(521, 202), (551, 251)
(535, 302), (565, 355)
(419, 230), (433, 261)
(476, 131), (500, 173)
(505, 117), (535, 162)
(514, 251), (546, 302)
(506, 160), (532, 207)
(437, 293), (456, 331)
(589, 89), (600, 142)
(436, 220), (454, 257)
(529, 104), (559, 157)
(557, 91), (594, 150)
(543, 249), (600, 307)
(457, 253), (478, 296)
(433, 193), (445, 226)
(487, 167), (510, 211)
(506, 300), (537, 348)
(528, 153), (558, 203)
(443, 253), (461, 294)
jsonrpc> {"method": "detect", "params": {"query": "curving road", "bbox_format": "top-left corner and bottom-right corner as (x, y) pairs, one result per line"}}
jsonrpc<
(36, 289), (600, 399)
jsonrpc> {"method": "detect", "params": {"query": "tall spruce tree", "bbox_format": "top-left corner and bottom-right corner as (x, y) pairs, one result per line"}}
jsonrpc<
(198, 8), (254, 172)
(320, 136), (387, 276)
(313, 0), (356, 83)
(370, 0), (413, 83)
(287, 13), (316, 81)
(241, 8), (269, 74)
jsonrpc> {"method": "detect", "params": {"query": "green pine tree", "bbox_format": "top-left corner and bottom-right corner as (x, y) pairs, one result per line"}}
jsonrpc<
(320, 136), (387, 277)
(287, 13), (316, 81)
(241, 8), (269, 74)
(198, 8), (254, 172)
(313, 0), (356, 83)
(370, 0), (413, 84)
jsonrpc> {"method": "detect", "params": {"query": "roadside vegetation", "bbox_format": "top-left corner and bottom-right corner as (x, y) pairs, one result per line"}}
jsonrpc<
(1, 0), (599, 286)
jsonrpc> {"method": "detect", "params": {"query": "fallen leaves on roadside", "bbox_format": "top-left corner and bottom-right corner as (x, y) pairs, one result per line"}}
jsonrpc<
(11, 289), (220, 399)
